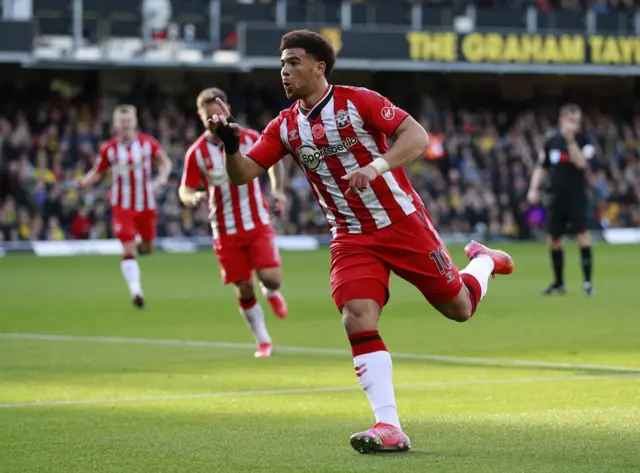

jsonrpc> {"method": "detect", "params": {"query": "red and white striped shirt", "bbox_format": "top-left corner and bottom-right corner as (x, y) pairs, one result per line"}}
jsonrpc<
(246, 85), (422, 237)
(182, 130), (271, 239)
(96, 133), (163, 212)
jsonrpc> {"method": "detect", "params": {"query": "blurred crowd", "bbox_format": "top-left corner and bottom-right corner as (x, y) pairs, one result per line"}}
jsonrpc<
(1, 83), (639, 243)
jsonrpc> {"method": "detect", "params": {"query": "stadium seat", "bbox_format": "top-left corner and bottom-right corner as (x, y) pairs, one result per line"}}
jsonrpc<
(171, 0), (210, 42)
(33, 0), (72, 36)
(538, 10), (585, 32)
(475, 8), (526, 30)
(375, 1), (411, 26)
(421, 6), (452, 28)
(596, 13), (626, 35)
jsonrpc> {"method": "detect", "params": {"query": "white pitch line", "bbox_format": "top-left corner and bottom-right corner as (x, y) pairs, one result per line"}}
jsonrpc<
(0, 373), (637, 409)
(1, 332), (639, 373)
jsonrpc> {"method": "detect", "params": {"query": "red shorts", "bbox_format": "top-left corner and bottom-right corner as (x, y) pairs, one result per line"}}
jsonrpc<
(330, 208), (462, 311)
(111, 208), (157, 243)
(214, 226), (281, 285)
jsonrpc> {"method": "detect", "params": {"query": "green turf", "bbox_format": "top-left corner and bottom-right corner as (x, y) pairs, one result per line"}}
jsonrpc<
(1, 243), (639, 472)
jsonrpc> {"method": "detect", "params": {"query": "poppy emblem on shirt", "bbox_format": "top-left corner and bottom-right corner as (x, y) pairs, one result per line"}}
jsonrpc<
(335, 109), (351, 129)
(381, 106), (395, 121)
(312, 123), (325, 140)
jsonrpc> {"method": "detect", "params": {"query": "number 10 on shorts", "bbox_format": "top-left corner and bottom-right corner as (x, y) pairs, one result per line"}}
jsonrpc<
(430, 246), (456, 284)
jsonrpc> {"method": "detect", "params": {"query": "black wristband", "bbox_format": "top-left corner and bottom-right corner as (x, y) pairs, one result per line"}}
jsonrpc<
(217, 114), (240, 154)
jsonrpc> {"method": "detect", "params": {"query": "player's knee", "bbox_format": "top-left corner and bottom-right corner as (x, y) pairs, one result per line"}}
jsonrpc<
(122, 241), (136, 258)
(437, 298), (472, 323)
(341, 299), (380, 334)
(235, 281), (256, 301)
(258, 269), (282, 291)
(576, 232), (590, 247)
(548, 236), (562, 250)
(448, 308), (472, 323)
(138, 241), (154, 255)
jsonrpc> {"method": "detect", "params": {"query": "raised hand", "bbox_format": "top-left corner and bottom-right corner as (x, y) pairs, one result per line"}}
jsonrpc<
(207, 98), (242, 147)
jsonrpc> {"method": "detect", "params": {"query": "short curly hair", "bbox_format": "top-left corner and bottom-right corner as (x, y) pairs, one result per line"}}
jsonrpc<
(280, 30), (336, 78)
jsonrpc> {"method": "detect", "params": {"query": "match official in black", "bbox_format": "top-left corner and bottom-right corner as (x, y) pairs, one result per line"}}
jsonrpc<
(527, 104), (596, 296)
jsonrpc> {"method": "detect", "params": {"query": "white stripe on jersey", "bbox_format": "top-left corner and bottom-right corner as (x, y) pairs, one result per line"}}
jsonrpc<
(279, 118), (294, 153)
(309, 180), (337, 233)
(133, 140), (144, 211)
(238, 183), (256, 232)
(320, 105), (391, 230)
(208, 142), (237, 235)
(108, 146), (117, 207)
(144, 142), (156, 210)
(347, 100), (416, 216)
(118, 143), (132, 209)
(195, 148), (219, 239)
(253, 177), (271, 225)
(297, 109), (361, 233)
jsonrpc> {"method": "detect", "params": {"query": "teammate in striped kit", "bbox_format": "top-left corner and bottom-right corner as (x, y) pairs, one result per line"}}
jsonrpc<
(78, 105), (172, 308)
(208, 31), (514, 451)
(179, 88), (288, 358)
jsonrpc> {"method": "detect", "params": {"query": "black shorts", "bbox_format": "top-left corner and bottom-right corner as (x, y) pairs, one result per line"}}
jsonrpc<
(547, 200), (587, 237)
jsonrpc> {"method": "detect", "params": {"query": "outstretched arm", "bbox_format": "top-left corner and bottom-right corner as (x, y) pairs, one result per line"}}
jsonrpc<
(77, 168), (103, 188)
(527, 166), (547, 205)
(268, 160), (287, 214)
(78, 146), (110, 188)
(154, 150), (173, 187)
(225, 149), (265, 186)
(178, 185), (207, 207)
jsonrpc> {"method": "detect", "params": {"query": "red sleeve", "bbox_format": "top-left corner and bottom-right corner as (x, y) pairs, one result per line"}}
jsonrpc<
(245, 118), (287, 169)
(181, 148), (203, 189)
(351, 87), (409, 136)
(95, 143), (112, 173)
(146, 135), (163, 160)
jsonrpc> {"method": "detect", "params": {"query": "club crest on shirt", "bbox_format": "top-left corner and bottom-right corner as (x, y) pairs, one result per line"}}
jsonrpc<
(381, 106), (396, 121)
(335, 109), (351, 129)
(288, 129), (299, 141)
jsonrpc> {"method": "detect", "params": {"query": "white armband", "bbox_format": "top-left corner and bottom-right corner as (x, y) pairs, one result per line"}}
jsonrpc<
(582, 144), (595, 160)
(370, 158), (391, 176)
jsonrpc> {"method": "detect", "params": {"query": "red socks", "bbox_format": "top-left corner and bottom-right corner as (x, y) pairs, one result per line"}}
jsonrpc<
(238, 297), (257, 310)
(348, 330), (388, 357)
(461, 273), (482, 317)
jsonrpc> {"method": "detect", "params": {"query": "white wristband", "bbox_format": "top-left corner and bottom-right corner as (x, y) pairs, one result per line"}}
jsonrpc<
(370, 158), (391, 176)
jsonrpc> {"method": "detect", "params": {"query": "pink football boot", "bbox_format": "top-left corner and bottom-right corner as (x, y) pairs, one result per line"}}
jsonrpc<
(464, 240), (514, 277)
(350, 423), (411, 454)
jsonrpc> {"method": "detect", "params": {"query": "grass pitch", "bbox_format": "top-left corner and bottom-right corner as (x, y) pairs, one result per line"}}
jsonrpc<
(1, 243), (639, 472)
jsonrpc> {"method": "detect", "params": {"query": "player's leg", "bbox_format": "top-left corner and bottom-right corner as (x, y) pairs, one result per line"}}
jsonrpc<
(233, 279), (273, 357)
(215, 240), (273, 357)
(544, 206), (567, 295)
(384, 210), (512, 322)
(331, 240), (410, 454)
(135, 210), (157, 256)
(251, 230), (288, 318)
(432, 241), (513, 321)
(574, 204), (593, 295)
(113, 209), (144, 308)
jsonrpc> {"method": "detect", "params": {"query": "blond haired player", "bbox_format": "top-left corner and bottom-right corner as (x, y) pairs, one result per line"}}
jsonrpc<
(78, 105), (172, 308)
(179, 88), (288, 358)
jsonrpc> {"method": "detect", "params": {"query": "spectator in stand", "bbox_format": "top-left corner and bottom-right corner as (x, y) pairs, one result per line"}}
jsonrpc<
(2, 79), (640, 243)
(70, 206), (92, 240)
